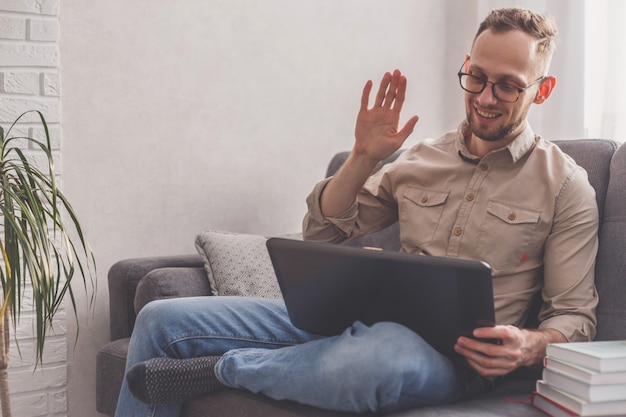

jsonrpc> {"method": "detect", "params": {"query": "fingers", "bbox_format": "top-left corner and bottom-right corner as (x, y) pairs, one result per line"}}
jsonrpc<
(398, 115), (419, 140)
(392, 74), (407, 110)
(383, 70), (401, 109)
(370, 70), (406, 111)
(374, 72), (391, 108)
(455, 326), (525, 377)
(473, 325), (517, 346)
(454, 339), (513, 377)
(465, 356), (512, 377)
(360, 80), (373, 111)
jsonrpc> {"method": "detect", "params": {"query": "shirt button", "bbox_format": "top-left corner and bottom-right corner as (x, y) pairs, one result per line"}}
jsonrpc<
(466, 194), (474, 201)
(421, 196), (428, 203)
(508, 212), (516, 221)
(454, 227), (462, 236)
(480, 163), (489, 171)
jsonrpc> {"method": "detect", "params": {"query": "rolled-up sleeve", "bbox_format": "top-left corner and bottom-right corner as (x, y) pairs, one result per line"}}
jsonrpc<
(539, 166), (599, 342)
(302, 178), (360, 243)
(302, 165), (399, 244)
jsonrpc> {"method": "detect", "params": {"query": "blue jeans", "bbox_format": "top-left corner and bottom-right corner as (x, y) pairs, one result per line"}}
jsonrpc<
(114, 296), (491, 417)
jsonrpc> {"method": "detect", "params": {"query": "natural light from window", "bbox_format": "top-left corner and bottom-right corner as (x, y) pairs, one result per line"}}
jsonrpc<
(584, 0), (626, 141)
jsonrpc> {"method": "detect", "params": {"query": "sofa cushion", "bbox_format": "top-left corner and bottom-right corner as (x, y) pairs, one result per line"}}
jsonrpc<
(96, 338), (130, 416)
(195, 230), (282, 299)
(181, 379), (543, 417)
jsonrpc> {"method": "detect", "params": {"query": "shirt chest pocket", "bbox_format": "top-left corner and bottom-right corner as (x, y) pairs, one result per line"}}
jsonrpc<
(399, 187), (450, 249)
(476, 200), (541, 270)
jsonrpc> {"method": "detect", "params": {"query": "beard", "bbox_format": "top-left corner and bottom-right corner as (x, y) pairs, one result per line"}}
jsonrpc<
(466, 105), (530, 142)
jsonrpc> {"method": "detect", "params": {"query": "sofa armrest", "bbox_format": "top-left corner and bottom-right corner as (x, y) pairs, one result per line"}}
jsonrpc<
(134, 267), (211, 314)
(108, 255), (205, 341)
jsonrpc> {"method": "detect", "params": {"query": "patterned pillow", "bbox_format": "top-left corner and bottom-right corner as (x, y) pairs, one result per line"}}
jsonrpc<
(194, 230), (282, 299)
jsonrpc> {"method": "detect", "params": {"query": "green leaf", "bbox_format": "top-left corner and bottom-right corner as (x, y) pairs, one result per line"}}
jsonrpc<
(0, 110), (96, 365)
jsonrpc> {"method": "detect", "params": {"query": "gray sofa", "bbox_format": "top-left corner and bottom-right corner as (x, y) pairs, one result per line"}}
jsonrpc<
(97, 139), (626, 417)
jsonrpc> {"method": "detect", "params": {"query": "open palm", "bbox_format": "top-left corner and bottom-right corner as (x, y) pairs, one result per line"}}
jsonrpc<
(354, 69), (419, 162)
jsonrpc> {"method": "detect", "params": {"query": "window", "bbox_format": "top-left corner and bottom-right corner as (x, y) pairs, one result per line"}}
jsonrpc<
(584, 0), (626, 141)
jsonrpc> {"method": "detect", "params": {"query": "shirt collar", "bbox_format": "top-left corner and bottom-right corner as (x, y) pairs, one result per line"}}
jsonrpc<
(455, 121), (537, 163)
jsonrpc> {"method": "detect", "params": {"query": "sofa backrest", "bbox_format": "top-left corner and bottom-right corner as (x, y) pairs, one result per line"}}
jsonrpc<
(594, 142), (626, 340)
(326, 139), (625, 339)
(553, 140), (616, 225)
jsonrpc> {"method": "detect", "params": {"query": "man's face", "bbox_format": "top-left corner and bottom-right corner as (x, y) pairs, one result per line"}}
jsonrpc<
(465, 29), (543, 144)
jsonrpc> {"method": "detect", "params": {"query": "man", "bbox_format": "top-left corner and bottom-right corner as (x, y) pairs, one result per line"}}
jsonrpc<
(115, 7), (598, 416)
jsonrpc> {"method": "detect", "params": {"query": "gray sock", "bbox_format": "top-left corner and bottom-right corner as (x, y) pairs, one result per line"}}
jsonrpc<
(126, 356), (224, 405)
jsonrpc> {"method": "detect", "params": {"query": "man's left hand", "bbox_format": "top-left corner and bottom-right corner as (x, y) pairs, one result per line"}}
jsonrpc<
(454, 325), (566, 377)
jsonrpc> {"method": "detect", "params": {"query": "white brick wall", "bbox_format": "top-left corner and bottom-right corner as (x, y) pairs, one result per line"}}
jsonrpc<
(0, 1), (66, 416)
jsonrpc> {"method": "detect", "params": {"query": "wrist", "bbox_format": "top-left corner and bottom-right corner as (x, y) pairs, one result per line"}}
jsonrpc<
(521, 328), (566, 367)
(319, 151), (380, 218)
(347, 150), (382, 173)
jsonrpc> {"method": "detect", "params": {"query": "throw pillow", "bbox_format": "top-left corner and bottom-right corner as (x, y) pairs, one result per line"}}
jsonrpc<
(194, 230), (282, 299)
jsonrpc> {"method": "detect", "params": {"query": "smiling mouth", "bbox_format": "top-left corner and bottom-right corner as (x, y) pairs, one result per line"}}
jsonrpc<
(476, 107), (500, 120)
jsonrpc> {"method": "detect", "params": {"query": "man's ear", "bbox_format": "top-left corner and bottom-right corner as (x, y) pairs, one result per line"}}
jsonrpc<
(463, 54), (470, 72)
(534, 76), (557, 104)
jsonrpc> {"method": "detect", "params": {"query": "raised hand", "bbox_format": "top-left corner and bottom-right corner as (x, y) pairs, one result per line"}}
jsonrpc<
(354, 69), (419, 162)
(319, 70), (419, 218)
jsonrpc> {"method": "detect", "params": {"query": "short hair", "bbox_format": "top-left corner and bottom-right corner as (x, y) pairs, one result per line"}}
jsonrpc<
(474, 7), (558, 74)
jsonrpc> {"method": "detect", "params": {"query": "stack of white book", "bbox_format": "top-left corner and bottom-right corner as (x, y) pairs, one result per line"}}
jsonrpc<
(533, 340), (626, 417)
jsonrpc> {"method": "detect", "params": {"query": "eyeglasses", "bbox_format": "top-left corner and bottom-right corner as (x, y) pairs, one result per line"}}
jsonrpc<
(457, 60), (545, 103)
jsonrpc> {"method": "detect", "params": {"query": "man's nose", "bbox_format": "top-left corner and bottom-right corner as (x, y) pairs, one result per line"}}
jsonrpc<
(477, 82), (499, 105)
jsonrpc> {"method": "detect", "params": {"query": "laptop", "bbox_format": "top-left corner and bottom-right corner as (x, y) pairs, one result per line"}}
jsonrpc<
(266, 237), (495, 357)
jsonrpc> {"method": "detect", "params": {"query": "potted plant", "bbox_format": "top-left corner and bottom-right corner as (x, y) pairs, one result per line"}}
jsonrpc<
(0, 110), (95, 417)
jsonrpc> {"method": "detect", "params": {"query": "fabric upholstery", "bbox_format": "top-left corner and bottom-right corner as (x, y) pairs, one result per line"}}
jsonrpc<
(183, 380), (540, 417)
(96, 338), (130, 417)
(195, 230), (282, 299)
(594, 143), (626, 341)
(134, 267), (211, 314)
(552, 139), (617, 225)
(108, 255), (205, 341)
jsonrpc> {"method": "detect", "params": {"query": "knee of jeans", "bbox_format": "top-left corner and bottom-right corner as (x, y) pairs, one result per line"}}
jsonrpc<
(133, 299), (181, 337)
(135, 298), (164, 323)
(366, 323), (431, 368)
(355, 323), (458, 401)
(352, 322), (425, 350)
(343, 322), (424, 374)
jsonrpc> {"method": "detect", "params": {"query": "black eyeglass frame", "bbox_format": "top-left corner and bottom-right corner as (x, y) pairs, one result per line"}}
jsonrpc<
(457, 59), (545, 103)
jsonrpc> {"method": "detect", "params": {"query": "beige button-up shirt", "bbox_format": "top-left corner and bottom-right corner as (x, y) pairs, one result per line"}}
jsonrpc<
(303, 122), (599, 342)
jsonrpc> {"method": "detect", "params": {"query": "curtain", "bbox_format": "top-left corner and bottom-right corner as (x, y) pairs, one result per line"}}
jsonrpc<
(585, 0), (626, 142)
